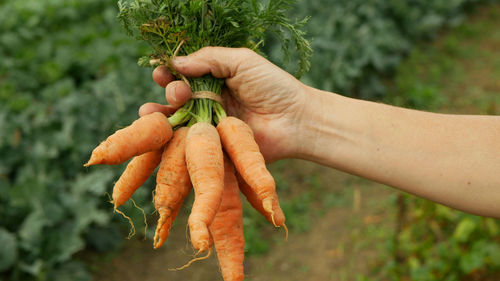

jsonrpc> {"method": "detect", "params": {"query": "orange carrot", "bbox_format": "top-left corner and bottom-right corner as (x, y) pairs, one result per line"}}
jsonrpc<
(210, 156), (245, 281)
(153, 127), (192, 249)
(236, 173), (285, 227)
(85, 112), (172, 166)
(217, 116), (285, 227)
(186, 122), (224, 254)
(112, 149), (163, 209)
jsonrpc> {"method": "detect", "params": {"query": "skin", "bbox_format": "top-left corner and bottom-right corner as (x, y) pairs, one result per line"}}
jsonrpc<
(140, 47), (500, 219)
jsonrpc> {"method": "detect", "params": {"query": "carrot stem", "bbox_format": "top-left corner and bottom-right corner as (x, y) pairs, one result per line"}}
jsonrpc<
(168, 100), (194, 127)
(213, 102), (226, 125)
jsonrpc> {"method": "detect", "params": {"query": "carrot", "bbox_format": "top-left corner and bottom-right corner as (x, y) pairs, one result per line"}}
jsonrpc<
(186, 122), (224, 254)
(85, 112), (172, 166)
(112, 149), (163, 209)
(217, 116), (285, 227)
(236, 173), (285, 226)
(210, 156), (245, 281)
(153, 127), (192, 249)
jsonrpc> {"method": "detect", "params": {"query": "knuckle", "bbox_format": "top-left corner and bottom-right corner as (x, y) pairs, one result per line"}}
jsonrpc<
(237, 47), (255, 58)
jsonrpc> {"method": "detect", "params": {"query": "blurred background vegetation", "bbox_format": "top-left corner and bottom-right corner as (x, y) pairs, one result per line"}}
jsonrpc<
(0, 0), (499, 281)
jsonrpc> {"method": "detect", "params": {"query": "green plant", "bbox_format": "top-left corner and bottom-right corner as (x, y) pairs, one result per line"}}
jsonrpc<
(0, 1), (161, 280)
(388, 198), (500, 281)
(266, 0), (493, 99)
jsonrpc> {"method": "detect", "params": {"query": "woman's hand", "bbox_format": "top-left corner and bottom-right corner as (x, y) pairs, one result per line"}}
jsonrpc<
(140, 47), (309, 162)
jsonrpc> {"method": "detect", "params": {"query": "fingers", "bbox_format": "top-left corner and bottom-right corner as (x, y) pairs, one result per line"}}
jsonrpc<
(165, 81), (192, 108)
(171, 47), (257, 79)
(152, 47), (254, 114)
(153, 65), (175, 88)
(139, 103), (177, 117)
(140, 80), (191, 117)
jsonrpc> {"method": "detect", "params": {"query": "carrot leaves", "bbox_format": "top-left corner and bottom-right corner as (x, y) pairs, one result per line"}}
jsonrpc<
(117, 0), (312, 78)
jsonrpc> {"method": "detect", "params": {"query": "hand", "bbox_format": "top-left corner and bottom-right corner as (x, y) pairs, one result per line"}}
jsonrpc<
(140, 47), (309, 162)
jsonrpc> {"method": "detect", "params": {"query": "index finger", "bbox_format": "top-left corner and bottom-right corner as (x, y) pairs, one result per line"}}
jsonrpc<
(153, 65), (175, 88)
(139, 103), (177, 117)
(170, 47), (258, 79)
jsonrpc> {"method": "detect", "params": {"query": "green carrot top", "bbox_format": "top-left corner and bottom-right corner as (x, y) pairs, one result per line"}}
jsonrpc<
(118, 0), (311, 77)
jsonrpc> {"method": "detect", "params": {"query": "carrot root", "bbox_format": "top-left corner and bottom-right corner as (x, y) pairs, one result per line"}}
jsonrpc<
(210, 156), (245, 281)
(263, 198), (277, 226)
(114, 208), (136, 239)
(217, 116), (286, 228)
(152, 127), (191, 249)
(169, 248), (212, 271)
(186, 122), (224, 253)
(130, 198), (148, 240)
(104, 192), (113, 204)
(283, 223), (289, 242)
(85, 112), (171, 166)
(111, 149), (163, 209)
(153, 215), (167, 248)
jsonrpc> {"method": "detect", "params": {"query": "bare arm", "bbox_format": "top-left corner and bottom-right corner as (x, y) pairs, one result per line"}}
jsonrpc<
(295, 87), (500, 218)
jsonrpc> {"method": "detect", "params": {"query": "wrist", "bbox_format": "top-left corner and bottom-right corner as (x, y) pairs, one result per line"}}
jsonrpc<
(292, 86), (364, 171)
(292, 86), (341, 162)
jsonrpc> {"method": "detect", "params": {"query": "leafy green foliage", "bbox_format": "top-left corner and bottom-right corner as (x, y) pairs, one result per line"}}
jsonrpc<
(0, 0), (162, 280)
(267, 0), (494, 99)
(385, 199), (500, 281)
(0, 228), (17, 272)
(117, 0), (312, 77)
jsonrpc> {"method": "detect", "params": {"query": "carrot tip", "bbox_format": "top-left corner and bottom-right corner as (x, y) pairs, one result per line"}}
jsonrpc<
(271, 213), (278, 227)
(153, 215), (167, 249)
(262, 198), (278, 226)
(153, 236), (165, 249)
(84, 156), (98, 167)
(169, 248), (212, 271)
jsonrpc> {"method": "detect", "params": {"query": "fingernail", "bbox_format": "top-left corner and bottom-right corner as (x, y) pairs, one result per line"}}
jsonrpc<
(171, 84), (178, 103)
(172, 56), (188, 65)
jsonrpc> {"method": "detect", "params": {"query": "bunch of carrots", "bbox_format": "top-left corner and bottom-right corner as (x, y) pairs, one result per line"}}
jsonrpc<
(85, 110), (286, 280)
(85, 1), (311, 280)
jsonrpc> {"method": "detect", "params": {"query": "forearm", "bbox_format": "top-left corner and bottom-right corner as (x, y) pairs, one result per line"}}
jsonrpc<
(297, 87), (500, 218)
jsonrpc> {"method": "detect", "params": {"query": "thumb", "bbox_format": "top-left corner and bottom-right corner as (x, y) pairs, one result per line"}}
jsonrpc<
(171, 47), (256, 79)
